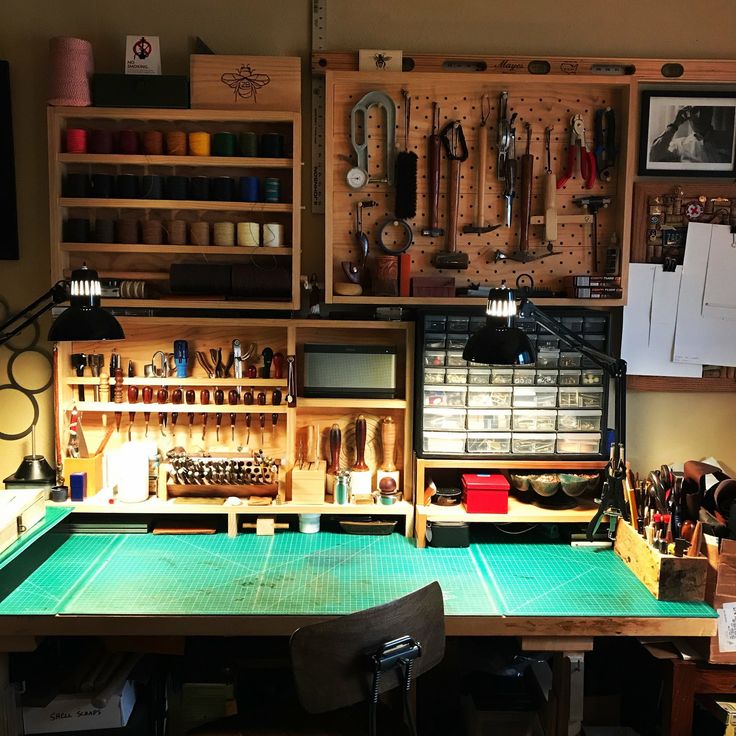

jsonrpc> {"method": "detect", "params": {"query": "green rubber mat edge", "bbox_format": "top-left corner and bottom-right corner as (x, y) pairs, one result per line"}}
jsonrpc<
(0, 506), (72, 572)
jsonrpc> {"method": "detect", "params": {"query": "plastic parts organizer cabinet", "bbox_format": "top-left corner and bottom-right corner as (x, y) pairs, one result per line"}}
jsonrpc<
(52, 317), (415, 537)
(414, 308), (609, 547)
(48, 106), (301, 310)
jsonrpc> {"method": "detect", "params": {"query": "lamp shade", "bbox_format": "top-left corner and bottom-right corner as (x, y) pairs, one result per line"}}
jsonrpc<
(463, 323), (535, 365)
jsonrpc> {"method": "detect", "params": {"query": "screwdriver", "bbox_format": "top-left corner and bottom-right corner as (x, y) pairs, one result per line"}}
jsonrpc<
(142, 386), (153, 437)
(245, 413), (251, 447)
(244, 388), (253, 447)
(186, 389), (196, 438)
(200, 389), (210, 441)
(157, 386), (169, 436)
(257, 392), (266, 446)
(271, 388), (282, 436)
(171, 387), (183, 430)
(127, 385), (138, 441)
(215, 388), (224, 441)
(114, 368), (124, 434)
(228, 389), (239, 442)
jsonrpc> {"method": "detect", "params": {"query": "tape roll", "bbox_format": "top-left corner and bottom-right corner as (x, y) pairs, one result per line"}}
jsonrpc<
(237, 221), (260, 246)
(262, 223), (284, 247)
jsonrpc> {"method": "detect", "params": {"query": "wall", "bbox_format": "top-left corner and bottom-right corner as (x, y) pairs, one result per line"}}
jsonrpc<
(1, 0), (735, 480)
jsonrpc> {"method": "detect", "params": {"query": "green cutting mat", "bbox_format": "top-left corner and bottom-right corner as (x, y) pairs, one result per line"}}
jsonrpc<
(0, 506), (71, 572)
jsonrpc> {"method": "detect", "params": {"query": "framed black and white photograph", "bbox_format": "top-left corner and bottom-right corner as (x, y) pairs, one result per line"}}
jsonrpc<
(639, 90), (736, 177)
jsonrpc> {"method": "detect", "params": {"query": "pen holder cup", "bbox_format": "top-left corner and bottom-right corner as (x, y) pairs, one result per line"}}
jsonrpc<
(63, 454), (104, 495)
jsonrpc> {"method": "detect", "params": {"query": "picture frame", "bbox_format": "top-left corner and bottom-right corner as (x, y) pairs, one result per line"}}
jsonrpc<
(639, 90), (736, 177)
(0, 60), (19, 260)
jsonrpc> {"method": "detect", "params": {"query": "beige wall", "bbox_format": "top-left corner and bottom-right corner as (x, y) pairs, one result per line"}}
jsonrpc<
(1, 0), (735, 480)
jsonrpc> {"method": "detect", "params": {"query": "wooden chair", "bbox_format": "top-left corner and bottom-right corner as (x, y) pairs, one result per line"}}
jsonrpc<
(190, 582), (446, 735)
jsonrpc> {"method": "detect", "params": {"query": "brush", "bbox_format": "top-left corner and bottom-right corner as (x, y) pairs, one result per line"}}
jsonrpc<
(395, 89), (417, 219)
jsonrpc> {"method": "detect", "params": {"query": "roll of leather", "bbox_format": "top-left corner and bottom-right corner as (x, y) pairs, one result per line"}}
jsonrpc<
(115, 174), (138, 198)
(64, 218), (90, 242)
(165, 175), (189, 200)
(115, 219), (139, 244)
(142, 130), (163, 155)
(62, 172), (89, 197)
(139, 174), (163, 199)
(189, 221), (210, 246)
(231, 263), (291, 298)
(238, 176), (259, 202)
(239, 131), (258, 156)
(88, 129), (113, 154)
(259, 132), (284, 157)
(170, 263), (231, 294)
(142, 219), (164, 245)
(165, 130), (187, 156)
(165, 219), (187, 245)
(190, 176), (211, 200)
(90, 173), (113, 198)
(211, 176), (235, 201)
(117, 129), (139, 154)
(212, 132), (236, 156)
(93, 218), (115, 243)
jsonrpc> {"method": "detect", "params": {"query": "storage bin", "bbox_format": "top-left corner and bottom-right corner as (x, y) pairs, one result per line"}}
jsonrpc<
(447, 334), (469, 351)
(584, 315), (607, 333)
(559, 351), (582, 368)
(445, 368), (468, 384)
(490, 367), (513, 385)
(535, 370), (558, 386)
(424, 367), (446, 385)
(561, 316), (584, 333)
(557, 410), (603, 432)
(467, 367), (491, 384)
(581, 368), (604, 386)
(558, 370), (582, 386)
(466, 432), (512, 454)
(468, 385), (513, 408)
(512, 433), (556, 454)
(556, 432), (601, 454)
(423, 431), (466, 453)
(558, 386), (604, 409)
(447, 315), (470, 332)
(446, 350), (467, 367)
(424, 350), (446, 367)
(581, 335), (606, 367)
(424, 385), (467, 407)
(425, 314), (446, 332)
(423, 408), (467, 431)
(467, 408), (511, 431)
(424, 332), (447, 350)
(512, 409), (557, 432)
(537, 335), (559, 351)
(513, 368), (536, 385)
(469, 316), (486, 331)
(512, 386), (558, 408)
(535, 351), (559, 369)
(462, 473), (509, 514)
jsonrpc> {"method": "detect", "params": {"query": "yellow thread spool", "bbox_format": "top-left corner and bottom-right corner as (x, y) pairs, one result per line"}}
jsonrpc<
(237, 221), (260, 246)
(188, 131), (211, 156)
(213, 221), (235, 246)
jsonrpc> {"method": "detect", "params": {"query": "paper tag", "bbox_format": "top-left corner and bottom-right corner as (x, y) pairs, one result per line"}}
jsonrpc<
(718, 606), (736, 652)
(125, 35), (161, 75)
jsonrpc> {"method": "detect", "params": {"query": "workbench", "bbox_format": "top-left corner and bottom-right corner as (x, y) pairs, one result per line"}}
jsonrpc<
(0, 513), (717, 735)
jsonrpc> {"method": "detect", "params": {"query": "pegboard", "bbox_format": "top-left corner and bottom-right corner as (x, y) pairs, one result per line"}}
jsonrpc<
(324, 71), (632, 304)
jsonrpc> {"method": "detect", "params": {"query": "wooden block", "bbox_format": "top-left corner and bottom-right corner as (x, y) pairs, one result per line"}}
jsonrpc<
(190, 55), (300, 111)
(614, 518), (708, 601)
(291, 461), (327, 504)
(64, 453), (104, 494)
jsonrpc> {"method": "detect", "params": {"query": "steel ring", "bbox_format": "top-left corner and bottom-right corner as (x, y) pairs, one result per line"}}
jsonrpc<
(376, 218), (413, 255)
(8, 347), (53, 394)
(0, 384), (39, 441)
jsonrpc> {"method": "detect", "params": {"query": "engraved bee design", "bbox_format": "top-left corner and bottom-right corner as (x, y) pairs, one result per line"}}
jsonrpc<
(220, 65), (271, 102)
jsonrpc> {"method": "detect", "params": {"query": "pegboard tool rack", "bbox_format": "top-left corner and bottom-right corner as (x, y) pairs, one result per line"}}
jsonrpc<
(324, 70), (635, 306)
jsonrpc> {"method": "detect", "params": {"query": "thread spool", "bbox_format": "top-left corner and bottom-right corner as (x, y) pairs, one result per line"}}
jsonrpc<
(165, 130), (187, 156)
(63, 218), (90, 243)
(263, 177), (281, 203)
(120, 281), (147, 299)
(142, 130), (163, 155)
(48, 37), (93, 106)
(165, 175), (189, 200)
(189, 221), (210, 246)
(65, 128), (87, 153)
(212, 132), (236, 156)
(211, 176), (235, 202)
(117, 130), (139, 155)
(88, 129), (113, 154)
(188, 131), (211, 156)
(237, 222), (260, 246)
(90, 173), (113, 198)
(165, 219), (187, 245)
(213, 221), (235, 246)
(139, 174), (163, 200)
(115, 219), (139, 244)
(238, 176), (260, 202)
(190, 176), (211, 201)
(62, 173), (89, 198)
(93, 219), (115, 244)
(259, 133), (284, 158)
(142, 219), (164, 245)
(239, 131), (258, 156)
(262, 223), (284, 247)
(115, 174), (138, 198)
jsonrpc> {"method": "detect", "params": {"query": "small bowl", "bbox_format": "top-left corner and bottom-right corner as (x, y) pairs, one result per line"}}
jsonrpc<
(509, 474), (531, 492)
(432, 487), (462, 506)
(559, 473), (591, 498)
(379, 491), (401, 505)
(530, 474), (560, 497)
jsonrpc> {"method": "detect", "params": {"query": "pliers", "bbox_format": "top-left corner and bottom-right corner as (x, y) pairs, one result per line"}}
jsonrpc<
(557, 114), (596, 190)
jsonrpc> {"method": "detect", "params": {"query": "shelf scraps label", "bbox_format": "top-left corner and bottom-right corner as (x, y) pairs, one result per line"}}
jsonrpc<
(125, 35), (161, 75)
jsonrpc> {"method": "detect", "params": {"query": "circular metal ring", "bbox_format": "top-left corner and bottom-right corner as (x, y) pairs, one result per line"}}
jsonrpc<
(4, 316), (41, 352)
(516, 273), (535, 292)
(0, 384), (39, 441)
(8, 347), (53, 394)
(376, 218), (413, 255)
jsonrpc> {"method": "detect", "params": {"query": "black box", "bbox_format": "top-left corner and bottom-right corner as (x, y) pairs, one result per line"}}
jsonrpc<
(92, 74), (189, 108)
(426, 521), (469, 548)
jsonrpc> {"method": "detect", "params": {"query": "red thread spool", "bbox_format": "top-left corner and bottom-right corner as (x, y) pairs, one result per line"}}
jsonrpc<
(165, 131), (187, 156)
(65, 128), (87, 153)
(117, 130), (139, 155)
(142, 130), (164, 155)
(88, 129), (113, 154)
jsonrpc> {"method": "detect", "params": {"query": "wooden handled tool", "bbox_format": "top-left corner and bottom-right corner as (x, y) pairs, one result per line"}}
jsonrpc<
(352, 415), (369, 471)
(157, 386), (168, 435)
(215, 388), (224, 441)
(421, 102), (444, 238)
(200, 389), (209, 440)
(380, 417), (397, 472)
(228, 389), (239, 442)
(127, 386), (138, 440)
(518, 123), (534, 254)
(142, 386), (153, 437)
(687, 521), (703, 557)
(272, 352), (284, 379)
(186, 389), (196, 437)
(543, 126), (557, 245)
(170, 387), (182, 429)
(329, 423), (341, 474)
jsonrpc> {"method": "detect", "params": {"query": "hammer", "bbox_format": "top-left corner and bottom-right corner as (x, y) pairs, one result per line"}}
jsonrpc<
(572, 195), (611, 272)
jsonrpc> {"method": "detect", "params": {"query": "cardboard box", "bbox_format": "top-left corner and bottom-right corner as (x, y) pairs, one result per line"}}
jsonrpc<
(63, 454), (104, 495)
(613, 518), (708, 601)
(190, 55), (300, 111)
(291, 461), (326, 505)
(23, 680), (135, 733)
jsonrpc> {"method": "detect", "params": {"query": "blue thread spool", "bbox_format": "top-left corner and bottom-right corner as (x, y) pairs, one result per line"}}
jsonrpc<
(211, 176), (235, 202)
(238, 176), (260, 202)
(263, 177), (280, 203)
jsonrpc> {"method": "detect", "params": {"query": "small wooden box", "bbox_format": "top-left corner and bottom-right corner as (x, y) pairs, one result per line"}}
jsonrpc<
(63, 454), (104, 495)
(614, 517), (708, 601)
(291, 461), (327, 505)
(190, 55), (300, 111)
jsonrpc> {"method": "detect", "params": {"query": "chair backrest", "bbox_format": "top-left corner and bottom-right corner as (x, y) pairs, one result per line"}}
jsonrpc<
(289, 582), (445, 714)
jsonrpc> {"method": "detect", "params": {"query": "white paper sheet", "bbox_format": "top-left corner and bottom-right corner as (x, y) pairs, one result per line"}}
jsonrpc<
(674, 223), (736, 366)
(620, 263), (702, 377)
(703, 225), (736, 320)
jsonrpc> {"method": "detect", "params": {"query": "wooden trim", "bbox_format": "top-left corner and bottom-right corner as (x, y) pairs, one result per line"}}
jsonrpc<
(59, 197), (292, 213)
(50, 107), (299, 123)
(629, 375), (736, 392)
(60, 243), (293, 256)
(58, 153), (293, 168)
(324, 72), (336, 303)
(520, 637), (594, 652)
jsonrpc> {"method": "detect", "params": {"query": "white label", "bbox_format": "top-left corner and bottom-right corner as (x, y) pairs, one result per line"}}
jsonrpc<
(125, 35), (161, 75)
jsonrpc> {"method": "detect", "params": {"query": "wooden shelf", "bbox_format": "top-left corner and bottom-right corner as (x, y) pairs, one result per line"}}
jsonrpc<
(417, 458), (608, 471)
(331, 296), (624, 308)
(60, 198), (292, 213)
(61, 242), (294, 256)
(66, 377), (287, 387)
(298, 397), (407, 409)
(58, 153), (293, 168)
(99, 298), (294, 310)
(68, 402), (290, 414)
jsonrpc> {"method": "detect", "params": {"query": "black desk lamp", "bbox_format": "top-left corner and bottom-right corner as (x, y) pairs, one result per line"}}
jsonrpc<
(463, 284), (628, 539)
(1, 265), (124, 488)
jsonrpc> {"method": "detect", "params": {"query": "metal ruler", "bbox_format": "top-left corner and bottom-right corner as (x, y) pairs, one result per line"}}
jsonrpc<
(310, 0), (327, 213)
